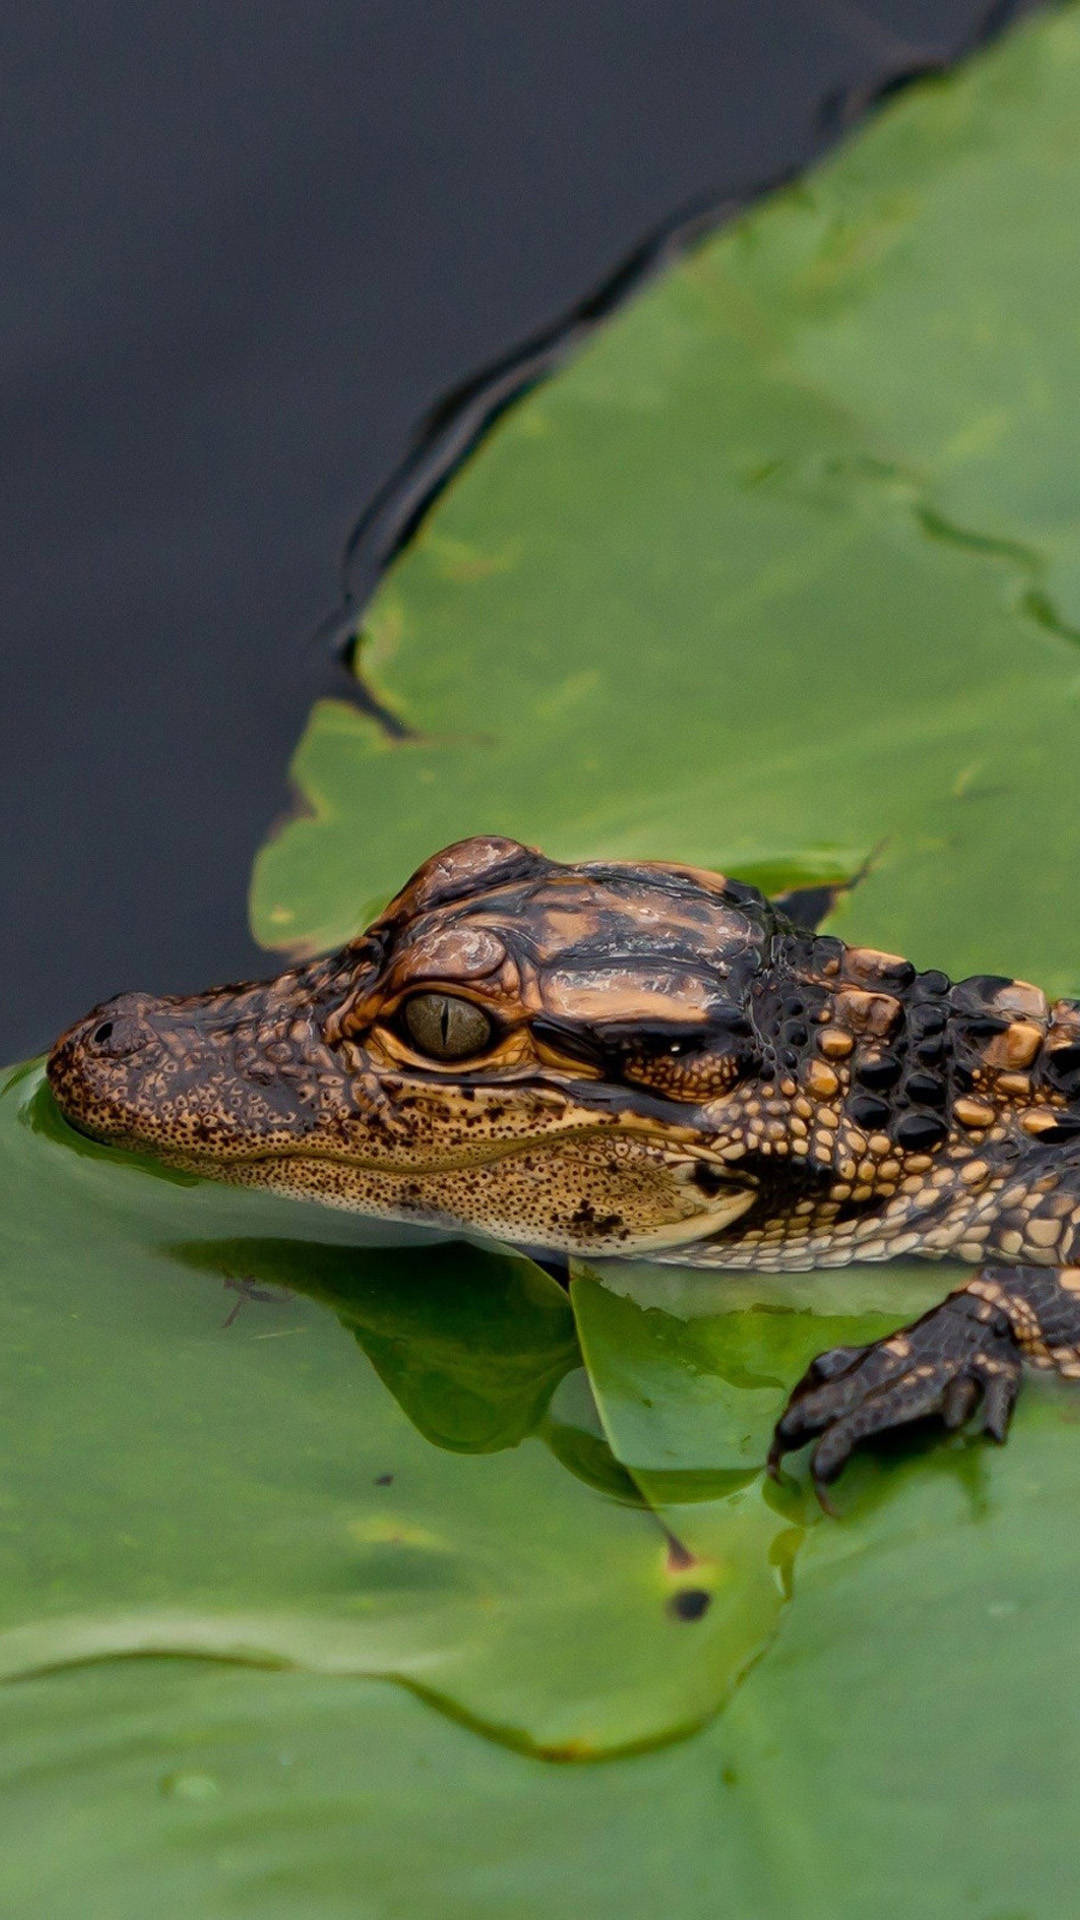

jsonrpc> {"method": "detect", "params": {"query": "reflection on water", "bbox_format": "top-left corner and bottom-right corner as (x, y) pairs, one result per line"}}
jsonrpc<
(171, 1235), (586, 1459)
(169, 1229), (807, 1683)
(542, 1369), (643, 1502)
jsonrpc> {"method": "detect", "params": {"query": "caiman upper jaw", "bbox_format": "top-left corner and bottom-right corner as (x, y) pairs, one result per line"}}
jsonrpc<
(46, 976), (341, 1158)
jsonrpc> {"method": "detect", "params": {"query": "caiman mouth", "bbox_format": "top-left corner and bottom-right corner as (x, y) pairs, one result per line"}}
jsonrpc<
(164, 1118), (755, 1186)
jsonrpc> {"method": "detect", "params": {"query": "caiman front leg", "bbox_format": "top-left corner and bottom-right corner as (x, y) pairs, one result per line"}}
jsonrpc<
(768, 1266), (1080, 1506)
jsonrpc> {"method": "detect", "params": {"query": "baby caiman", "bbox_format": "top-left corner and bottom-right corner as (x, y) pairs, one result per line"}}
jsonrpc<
(47, 836), (1080, 1499)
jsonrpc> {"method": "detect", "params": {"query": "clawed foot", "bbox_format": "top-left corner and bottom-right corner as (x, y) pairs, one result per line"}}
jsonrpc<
(767, 1292), (1023, 1510)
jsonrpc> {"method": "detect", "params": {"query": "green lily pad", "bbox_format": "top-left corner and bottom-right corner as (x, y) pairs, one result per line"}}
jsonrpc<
(253, 7), (1080, 997)
(717, 1374), (1080, 1920)
(571, 1260), (946, 1503)
(8, 1395), (1080, 1920)
(569, 1264), (1080, 1916)
(0, 1664), (724, 1920)
(0, 1066), (782, 1756)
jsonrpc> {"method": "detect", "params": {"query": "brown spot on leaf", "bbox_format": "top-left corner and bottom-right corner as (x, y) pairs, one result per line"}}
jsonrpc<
(667, 1589), (712, 1622)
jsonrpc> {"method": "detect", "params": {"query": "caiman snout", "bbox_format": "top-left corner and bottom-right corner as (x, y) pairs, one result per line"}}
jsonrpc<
(46, 964), (352, 1163)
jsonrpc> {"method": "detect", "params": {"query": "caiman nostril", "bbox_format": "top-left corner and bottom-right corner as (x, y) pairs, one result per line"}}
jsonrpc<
(77, 997), (153, 1060)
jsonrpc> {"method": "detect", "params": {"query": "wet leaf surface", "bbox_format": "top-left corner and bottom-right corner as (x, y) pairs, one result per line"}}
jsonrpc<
(0, 1068), (783, 1757)
(12, 7), (1080, 1911)
(7, 1390), (1080, 1920)
(571, 1262), (941, 1507)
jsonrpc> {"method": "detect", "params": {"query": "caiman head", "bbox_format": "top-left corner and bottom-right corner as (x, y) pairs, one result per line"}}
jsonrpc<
(47, 835), (808, 1258)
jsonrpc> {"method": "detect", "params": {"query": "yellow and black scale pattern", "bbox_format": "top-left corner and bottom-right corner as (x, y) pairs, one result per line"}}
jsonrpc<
(45, 834), (1080, 1497)
(687, 926), (1080, 1275)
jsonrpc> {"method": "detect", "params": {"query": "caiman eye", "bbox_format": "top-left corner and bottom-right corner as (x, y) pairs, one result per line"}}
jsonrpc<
(402, 992), (494, 1060)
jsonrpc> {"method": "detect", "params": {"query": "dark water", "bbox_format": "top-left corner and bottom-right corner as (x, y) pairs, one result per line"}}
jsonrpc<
(3, 0), (1017, 1062)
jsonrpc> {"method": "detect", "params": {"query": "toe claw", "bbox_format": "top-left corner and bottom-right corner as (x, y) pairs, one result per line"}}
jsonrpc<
(979, 1366), (1020, 1443)
(941, 1373), (979, 1430)
(810, 1474), (841, 1518)
(806, 1344), (866, 1384)
(809, 1430), (853, 1499)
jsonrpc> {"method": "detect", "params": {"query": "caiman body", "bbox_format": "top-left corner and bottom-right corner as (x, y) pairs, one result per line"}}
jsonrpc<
(47, 836), (1080, 1495)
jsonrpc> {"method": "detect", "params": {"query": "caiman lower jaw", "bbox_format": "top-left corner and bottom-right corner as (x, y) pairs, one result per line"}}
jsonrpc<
(155, 1121), (759, 1256)
(619, 1176), (758, 1253)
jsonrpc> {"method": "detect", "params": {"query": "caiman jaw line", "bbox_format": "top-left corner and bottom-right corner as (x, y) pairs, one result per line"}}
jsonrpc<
(173, 1120), (754, 1183)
